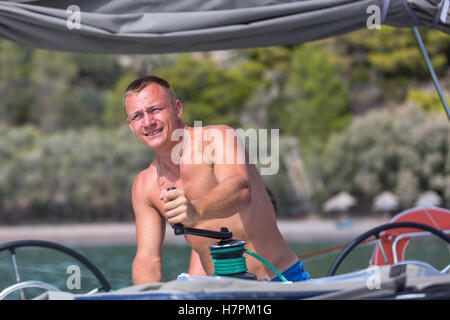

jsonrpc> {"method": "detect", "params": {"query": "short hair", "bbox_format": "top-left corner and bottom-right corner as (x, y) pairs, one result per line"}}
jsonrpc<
(123, 75), (176, 110)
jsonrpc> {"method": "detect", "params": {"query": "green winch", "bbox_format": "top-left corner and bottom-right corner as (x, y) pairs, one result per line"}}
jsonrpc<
(167, 187), (287, 281)
(173, 224), (288, 282)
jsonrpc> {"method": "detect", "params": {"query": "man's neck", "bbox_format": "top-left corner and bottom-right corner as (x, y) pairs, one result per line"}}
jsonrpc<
(154, 123), (187, 176)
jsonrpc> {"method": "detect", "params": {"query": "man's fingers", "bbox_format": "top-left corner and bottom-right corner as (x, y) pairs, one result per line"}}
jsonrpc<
(165, 207), (187, 224)
(166, 206), (187, 219)
(168, 216), (185, 225)
(165, 204), (187, 218)
(160, 189), (196, 226)
(162, 189), (182, 202)
(163, 197), (186, 211)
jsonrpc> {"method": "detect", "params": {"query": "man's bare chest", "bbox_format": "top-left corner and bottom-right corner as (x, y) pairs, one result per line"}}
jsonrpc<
(150, 163), (218, 215)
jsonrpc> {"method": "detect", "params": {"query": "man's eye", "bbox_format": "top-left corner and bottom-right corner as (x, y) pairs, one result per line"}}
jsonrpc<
(133, 114), (142, 120)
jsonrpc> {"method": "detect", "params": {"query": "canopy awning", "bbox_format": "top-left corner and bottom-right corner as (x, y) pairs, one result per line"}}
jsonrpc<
(0, 0), (449, 54)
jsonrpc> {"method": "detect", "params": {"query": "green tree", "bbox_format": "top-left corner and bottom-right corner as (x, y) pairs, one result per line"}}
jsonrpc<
(0, 124), (153, 223)
(155, 54), (263, 127)
(71, 53), (124, 89)
(28, 49), (78, 131)
(102, 73), (137, 126)
(244, 46), (293, 75)
(332, 26), (450, 102)
(0, 40), (34, 125)
(271, 43), (352, 153)
(318, 106), (449, 211)
(406, 88), (448, 114)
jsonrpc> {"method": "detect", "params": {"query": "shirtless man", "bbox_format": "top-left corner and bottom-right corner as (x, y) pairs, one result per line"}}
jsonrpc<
(125, 75), (309, 284)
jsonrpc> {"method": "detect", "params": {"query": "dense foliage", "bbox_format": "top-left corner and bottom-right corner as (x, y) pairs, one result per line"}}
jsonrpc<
(0, 25), (449, 222)
(318, 106), (449, 210)
(0, 124), (152, 223)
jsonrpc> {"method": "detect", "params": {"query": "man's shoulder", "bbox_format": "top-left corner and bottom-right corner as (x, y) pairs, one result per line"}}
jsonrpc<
(132, 162), (156, 193)
(201, 124), (236, 141)
(131, 163), (161, 209)
(203, 124), (234, 132)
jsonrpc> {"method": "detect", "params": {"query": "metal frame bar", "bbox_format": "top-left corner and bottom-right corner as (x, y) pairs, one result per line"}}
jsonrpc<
(376, 237), (390, 264)
(412, 26), (450, 121)
(9, 249), (26, 300)
(0, 281), (60, 300)
(392, 229), (450, 263)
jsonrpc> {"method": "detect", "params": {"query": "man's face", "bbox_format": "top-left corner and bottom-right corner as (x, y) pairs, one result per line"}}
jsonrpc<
(125, 83), (182, 150)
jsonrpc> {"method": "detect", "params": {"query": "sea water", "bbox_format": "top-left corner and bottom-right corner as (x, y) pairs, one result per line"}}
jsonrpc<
(0, 239), (448, 299)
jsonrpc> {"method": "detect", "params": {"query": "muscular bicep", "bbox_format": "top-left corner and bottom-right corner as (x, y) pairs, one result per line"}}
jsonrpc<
(188, 127), (252, 221)
(209, 125), (250, 184)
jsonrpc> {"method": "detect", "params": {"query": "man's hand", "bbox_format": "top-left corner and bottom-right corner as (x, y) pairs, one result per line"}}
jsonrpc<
(161, 188), (200, 226)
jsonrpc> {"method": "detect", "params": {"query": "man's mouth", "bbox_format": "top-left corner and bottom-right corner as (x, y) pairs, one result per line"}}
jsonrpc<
(144, 128), (163, 137)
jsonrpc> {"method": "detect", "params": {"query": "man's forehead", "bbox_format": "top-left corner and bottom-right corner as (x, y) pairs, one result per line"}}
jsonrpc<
(126, 84), (170, 110)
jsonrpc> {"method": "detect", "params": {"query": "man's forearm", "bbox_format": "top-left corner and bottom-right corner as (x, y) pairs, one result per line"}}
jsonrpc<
(132, 256), (162, 285)
(193, 175), (251, 221)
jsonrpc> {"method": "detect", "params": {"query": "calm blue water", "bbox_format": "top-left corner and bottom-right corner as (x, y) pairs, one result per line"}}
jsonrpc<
(0, 238), (448, 299)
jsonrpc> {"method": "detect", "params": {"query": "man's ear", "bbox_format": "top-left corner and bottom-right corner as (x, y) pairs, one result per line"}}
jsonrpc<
(124, 97), (134, 132)
(174, 99), (183, 120)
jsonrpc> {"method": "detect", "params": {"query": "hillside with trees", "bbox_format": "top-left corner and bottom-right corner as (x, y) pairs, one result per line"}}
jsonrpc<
(0, 26), (449, 223)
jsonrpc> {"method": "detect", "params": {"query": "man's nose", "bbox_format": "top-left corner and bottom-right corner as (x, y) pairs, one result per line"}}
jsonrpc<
(143, 112), (156, 127)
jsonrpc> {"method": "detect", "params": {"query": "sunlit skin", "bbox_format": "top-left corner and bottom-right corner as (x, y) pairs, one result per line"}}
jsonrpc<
(126, 83), (298, 284)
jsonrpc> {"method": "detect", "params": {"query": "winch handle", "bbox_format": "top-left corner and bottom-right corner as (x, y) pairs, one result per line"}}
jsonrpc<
(166, 187), (233, 240)
(179, 226), (233, 240)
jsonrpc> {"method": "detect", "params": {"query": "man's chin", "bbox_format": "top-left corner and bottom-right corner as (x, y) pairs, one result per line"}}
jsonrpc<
(139, 135), (164, 150)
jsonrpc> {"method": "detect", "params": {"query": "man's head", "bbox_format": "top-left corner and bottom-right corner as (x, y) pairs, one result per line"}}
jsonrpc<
(123, 75), (177, 110)
(124, 75), (183, 151)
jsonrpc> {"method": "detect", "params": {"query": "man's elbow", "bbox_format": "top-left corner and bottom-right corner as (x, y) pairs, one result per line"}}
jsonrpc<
(238, 176), (251, 207)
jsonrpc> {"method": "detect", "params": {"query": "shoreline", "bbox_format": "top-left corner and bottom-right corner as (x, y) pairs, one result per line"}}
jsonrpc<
(0, 217), (390, 246)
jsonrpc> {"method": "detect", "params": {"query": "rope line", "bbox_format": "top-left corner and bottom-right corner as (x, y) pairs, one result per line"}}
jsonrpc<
(245, 249), (289, 282)
(297, 236), (377, 259)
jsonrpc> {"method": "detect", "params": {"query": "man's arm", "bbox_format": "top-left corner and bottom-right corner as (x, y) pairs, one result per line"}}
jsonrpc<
(194, 125), (252, 219)
(131, 171), (166, 285)
(163, 125), (251, 225)
(188, 249), (207, 276)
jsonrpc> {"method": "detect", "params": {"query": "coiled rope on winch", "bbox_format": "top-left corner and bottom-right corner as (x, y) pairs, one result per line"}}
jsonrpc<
(210, 243), (289, 282)
(170, 219), (290, 282)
